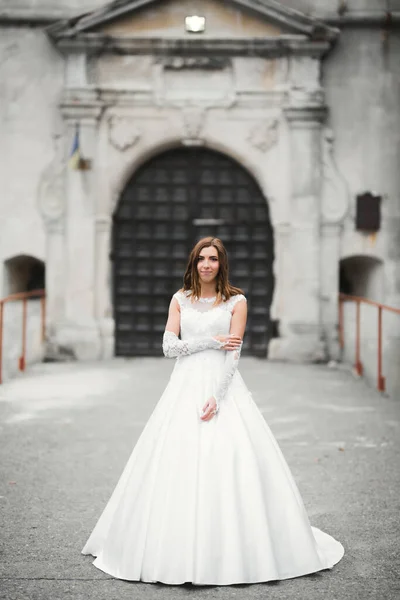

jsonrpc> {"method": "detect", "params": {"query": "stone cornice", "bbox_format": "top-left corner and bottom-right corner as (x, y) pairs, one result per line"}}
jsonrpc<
(319, 11), (400, 28)
(0, 8), (73, 26)
(46, 0), (338, 41)
(51, 34), (332, 59)
(59, 86), (290, 110)
(1, 8), (399, 29)
(59, 86), (331, 117)
(60, 97), (104, 122)
(284, 105), (328, 124)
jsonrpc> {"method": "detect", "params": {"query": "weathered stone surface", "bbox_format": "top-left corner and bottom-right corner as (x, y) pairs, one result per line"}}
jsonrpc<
(0, 0), (399, 376)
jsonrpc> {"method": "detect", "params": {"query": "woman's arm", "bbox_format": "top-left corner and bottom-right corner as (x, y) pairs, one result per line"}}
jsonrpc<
(213, 298), (247, 408)
(228, 297), (247, 340)
(200, 296), (247, 421)
(164, 297), (181, 337)
(162, 297), (241, 358)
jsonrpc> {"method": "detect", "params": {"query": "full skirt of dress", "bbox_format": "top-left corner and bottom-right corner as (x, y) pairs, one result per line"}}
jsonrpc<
(82, 351), (344, 585)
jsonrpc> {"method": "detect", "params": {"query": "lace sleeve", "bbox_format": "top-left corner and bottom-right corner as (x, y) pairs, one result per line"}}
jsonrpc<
(214, 343), (243, 410)
(214, 294), (247, 410)
(162, 331), (224, 358)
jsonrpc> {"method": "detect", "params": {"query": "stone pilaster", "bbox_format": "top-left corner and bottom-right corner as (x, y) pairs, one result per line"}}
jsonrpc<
(272, 105), (327, 361)
(56, 104), (103, 360)
(319, 128), (349, 360)
(37, 149), (66, 352)
(320, 222), (341, 360)
(95, 215), (114, 359)
(45, 220), (66, 342)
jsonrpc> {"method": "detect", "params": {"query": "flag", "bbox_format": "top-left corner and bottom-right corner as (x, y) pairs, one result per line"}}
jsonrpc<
(69, 124), (82, 170)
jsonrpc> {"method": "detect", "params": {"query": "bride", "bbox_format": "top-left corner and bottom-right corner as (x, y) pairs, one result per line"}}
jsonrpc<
(82, 236), (344, 585)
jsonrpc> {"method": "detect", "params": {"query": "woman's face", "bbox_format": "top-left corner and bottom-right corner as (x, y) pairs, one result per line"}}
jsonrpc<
(197, 246), (220, 284)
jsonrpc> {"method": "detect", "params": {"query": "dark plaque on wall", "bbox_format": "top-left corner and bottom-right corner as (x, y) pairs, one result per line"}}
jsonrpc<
(355, 192), (381, 232)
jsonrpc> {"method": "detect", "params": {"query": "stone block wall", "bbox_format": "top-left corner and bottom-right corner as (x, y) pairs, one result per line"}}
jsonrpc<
(0, 26), (63, 297)
(0, 0), (399, 375)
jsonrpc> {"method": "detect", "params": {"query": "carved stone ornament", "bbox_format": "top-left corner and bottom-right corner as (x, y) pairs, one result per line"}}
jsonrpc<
(37, 161), (65, 225)
(161, 56), (229, 70)
(108, 116), (141, 152)
(321, 128), (349, 224)
(248, 119), (278, 153)
(182, 106), (205, 142)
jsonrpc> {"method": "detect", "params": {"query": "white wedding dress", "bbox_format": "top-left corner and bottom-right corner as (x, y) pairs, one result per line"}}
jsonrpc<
(82, 291), (344, 585)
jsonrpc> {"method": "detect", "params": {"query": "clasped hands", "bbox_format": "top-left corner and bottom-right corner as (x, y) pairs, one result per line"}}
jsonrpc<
(213, 333), (242, 352)
(200, 334), (242, 422)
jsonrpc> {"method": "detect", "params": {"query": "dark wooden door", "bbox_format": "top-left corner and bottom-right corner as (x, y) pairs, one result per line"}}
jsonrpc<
(112, 147), (274, 357)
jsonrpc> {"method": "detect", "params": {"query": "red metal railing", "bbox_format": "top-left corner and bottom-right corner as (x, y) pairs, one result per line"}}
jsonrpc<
(338, 293), (400, 392)
(0, 290), (46, 385)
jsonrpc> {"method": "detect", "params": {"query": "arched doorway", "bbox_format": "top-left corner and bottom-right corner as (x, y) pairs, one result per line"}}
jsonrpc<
(112, 147), (274, 357)
(3, 254), (45, 296)
(339, 255), (384, 303)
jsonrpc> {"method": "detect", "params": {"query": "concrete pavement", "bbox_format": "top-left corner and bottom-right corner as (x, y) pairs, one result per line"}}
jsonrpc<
(0, 357), (399, 600)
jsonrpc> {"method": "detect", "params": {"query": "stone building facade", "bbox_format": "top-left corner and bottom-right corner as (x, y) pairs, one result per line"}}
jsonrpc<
(1, 0), (399, 366)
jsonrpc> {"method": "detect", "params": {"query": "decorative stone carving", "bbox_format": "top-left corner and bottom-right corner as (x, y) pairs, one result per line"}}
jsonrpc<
(321, 128), (349, 224)
(108, 116), (141, 152)
(37, 159), (65, 226)
(161, 56), (229, 70)
(182, 106), (205, 143)
(248, 118), (278, 153)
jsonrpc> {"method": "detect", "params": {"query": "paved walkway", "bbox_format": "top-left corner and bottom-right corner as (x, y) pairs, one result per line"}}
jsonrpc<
(0, 358), (399, 600)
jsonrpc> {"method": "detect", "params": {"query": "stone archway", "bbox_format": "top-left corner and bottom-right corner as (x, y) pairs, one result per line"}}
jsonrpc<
(3, 254), (45, 296)
(112, 146), (275, 357)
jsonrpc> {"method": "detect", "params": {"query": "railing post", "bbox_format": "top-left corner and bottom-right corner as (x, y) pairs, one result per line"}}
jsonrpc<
(0, 290), (46, 385)
(354, 300), (363, 376)
(40, 296), (46, 343)
(0, 302), (3, 385)
(339, 293), (399, 393)
(377, 306), (385, 392)
(19, 298), (27, 372)
(338, 295), (344, 349)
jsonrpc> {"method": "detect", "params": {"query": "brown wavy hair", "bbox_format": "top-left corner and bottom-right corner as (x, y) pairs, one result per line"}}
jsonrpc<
(182, 237), (243, 304)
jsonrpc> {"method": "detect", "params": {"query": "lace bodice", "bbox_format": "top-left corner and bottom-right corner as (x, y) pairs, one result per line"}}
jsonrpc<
(173, 290), (246, 341)
(162, 290), (247, 408)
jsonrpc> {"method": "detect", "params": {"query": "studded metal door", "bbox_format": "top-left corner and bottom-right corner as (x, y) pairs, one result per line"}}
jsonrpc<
(112, 147), (274, 357)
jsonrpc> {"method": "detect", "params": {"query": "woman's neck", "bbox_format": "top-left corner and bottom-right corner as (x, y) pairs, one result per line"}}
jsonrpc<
(200, 284), (217, 298)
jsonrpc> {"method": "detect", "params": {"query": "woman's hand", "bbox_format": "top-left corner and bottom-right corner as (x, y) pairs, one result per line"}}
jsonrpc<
(213, 334), (242, 351)
(200, 396), (218, 421)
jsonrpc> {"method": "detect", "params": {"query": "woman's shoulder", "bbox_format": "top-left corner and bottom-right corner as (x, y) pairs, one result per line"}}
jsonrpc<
(227, 292), (247, 302)
(173, 288), (190, 297)
(172, 289), (191, 306)
(224, 293), (247, 310)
